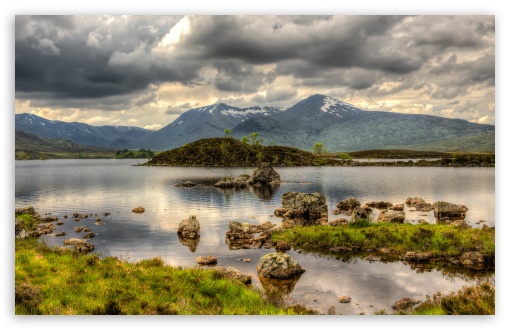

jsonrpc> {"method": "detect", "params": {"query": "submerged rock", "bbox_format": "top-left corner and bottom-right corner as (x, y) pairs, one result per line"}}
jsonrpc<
(178, 215), (200, 239)
(257, 252), (305, 279)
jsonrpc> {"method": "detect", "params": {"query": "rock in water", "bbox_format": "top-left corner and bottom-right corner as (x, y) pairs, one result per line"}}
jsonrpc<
(247, 163), (281, 185)
(196, 255), (217, 265)
(177, 215), (200, 239)
(277, 192), (328, 223)
(336, 197), (360, 211)
(405, 196), (426, 207)
(214, 266), (252, 284)
(433, 201), (468, 221)
(132, 206), (145, 214)
(377, 210), (406, 223)
(391, 298), (421, 310)
(257, 252), (305, 279)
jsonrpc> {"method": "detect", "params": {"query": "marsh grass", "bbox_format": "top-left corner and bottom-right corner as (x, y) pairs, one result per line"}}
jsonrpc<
(15, 237), (315, 315)
(272, 222), (495, 263)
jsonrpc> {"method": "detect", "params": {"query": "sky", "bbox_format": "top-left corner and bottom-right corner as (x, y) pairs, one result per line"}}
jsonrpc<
(14, 14), (496, 131)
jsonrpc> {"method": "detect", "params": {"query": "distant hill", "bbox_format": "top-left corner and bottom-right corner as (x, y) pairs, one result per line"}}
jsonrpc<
(15, 94), (495, 152)
(15, 130), (115, 159)
(15, 113), (153, 149)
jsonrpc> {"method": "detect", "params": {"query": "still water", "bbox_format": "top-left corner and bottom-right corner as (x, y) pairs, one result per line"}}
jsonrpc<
(15, 159), (495, 314)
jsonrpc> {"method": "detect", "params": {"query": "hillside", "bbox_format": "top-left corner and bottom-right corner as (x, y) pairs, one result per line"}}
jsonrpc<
(15, 130), (115, 160)
(143, 138), (331, 167)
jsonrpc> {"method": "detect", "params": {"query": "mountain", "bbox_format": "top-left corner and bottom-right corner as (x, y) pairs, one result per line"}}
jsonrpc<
(148, 103), (283, 150)
(232, 94), (495, 152)
(15, 129), (115, 159)
(15, 113), (154, 149)
(15, 94), (495, 152)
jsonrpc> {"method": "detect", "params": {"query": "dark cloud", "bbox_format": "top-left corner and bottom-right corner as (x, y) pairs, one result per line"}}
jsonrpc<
(165, 102), (200, 115)
(212, 60), (275, 93)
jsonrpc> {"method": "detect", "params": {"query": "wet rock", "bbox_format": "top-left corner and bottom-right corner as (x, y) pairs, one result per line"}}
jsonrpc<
(74, 226), (86, 233)
(351, 207), (371, 223)
(330, 218), (349, 226)
(177, 215), (200, 239)
(64, 238), (86, 245)
(75, 242), (94, 253)
(196, 255), (217, 265)
(214, 266), (252, 284)
(329, 246), (353, 252)
(404, 251), (432, 262)
(103, 212), (111, 216)
(15, 206), (36, 215)
(63, 215), (68, 219)
(449, 220), (469, 228)
(379, 247), (391, 254)
(433, 201), (468, 221)
(405, 197), (425, 207)
(56, 221), (64, 225)
(247, 163), (281, 185)
(41, 216), (58, 222)
(275, 241), (291, 252)
(83, 228), (91, 232)
(279, 192), (328, 223)
(390, 203), (404, 211)
(257, 252), (306, 279)
(53, 232), (66, 237)
(132, 206), (145, 214)
(336, 197), (360, 212)
(377, 210), (405, 223)
(182, 181), (197, 187)
(391, 298), (421, 310)
(95, 218), (101, 222)
(83, 232), (96, 239)
(415, 202), (434, 212)
(238, 258), (251, 263)
(338, 295), (352, 303)
(365, 201), (393, 209)
(459, 251), (484, 268)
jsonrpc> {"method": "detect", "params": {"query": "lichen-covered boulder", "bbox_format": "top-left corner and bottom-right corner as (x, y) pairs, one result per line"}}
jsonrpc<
(214, 266), (252, 284)
(275, 241), (291, 252)
(336, 197), (360, 211)
(280, 192), (328, 222)
(433, 201), (468, 221)
(177, 215), (200, 239)
(405, 197), (426, 207)
(257, 252), (305, 279)
(247, 163), (281, 185)
(377, 210), (405, 223)
(351, 206), (371, 223)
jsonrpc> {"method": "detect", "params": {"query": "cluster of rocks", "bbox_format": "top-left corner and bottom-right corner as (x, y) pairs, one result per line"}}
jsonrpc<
(214, 174), (250, 189)
(274, 192), (328, 226)
(64, 238), (95, 253)
(225, 221), (277, 250)
(214, 163), (281, 189)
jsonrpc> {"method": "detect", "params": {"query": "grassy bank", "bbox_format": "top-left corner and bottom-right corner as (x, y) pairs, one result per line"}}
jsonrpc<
(272, 222), (495, 264)
(15, 237), (317, 315)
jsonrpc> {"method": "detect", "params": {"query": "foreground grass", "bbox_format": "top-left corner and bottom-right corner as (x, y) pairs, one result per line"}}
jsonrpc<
(15, 238), (312, 315)
(272, 222), (495, 263)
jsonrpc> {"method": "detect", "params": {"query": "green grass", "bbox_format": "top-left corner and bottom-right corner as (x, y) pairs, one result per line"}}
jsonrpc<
(15, 237), (317, 315)
(272, 222), (495, 263)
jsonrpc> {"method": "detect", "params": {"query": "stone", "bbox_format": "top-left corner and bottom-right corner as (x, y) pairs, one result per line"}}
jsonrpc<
(377, 210), (405, 223)
(83, 228), (91, 232)
(330, 218), (349, 226)
(390, 203), (404, 211)
(275, 241), (291, 252)
(404, 251), (432, 262)
(196, 255), (218, 265)
(433, 201), (468, 221)
(15, 206), (36, 215)
(351, 206), (371, 223)
(75, 242), (94, 253)
(214, 267), (252, 284)
(415, 202), (434, 212)
(103, 212), (111, 216)
(246, 163), (281, 185)
(280, 192), (328, 222)
(177, 215), (200, 239)
(132, 206), (145, 214)
(336, 197), (360, 211)
(391, 298), (421, 310)
(257, 252), (305, 279)
(56, 221), (64, 225)
(405, 197), (426, 207)
(74, 226), (85, 233)
(365, 201), (393, 209)
(449, 220), (469, 228)
(83, 232), (96, 239)
(237, 258), (252, 263)
(64, 238), (86, 245)
(182, 181), (197, 187)
(338, 295), (352, 303)
(459, 251), (484, 267)
(53, 232), (66, 237)
(329, 246), (353, 252)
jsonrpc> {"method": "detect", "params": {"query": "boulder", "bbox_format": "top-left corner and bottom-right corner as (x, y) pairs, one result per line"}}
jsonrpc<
(196, 255), (218, 265)
(377, 210), (405, 223)
(449, 220), (469, 228)
(74, 226), (86, 233)
(351, 206), (371, 223)
(83, 232), (96, 239)
(365, 201), (393, 209)
(75, 242), (94, 253)
(433, 201), (468, 221)
(405, 197), (425, 207)
(390, 203), (404, 211)
(214, 266), (252, 284)
(415, 202), (434, 212)
(330, 218), (349, 226)
(53, 232), (66, 237)
(275, 241), (291, 252)
(404, 251), (432, 262)
(257, 252), (306, 279)
(177, 215), (200, 239)
(15, 206), (36, 215)
(64, 238), (86, 245)
(391, 298), (421, 310)
(247, 163), (281, 185)
(459, 251), (484, 267)
(280, 192), (328, 222)
(338, 295), (352, 303)
(132, 206), (145, 214)
(336, 197), (360, 211)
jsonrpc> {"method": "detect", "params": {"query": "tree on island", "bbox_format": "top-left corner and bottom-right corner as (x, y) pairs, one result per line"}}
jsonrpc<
(313, 142), (326, 156)
(224, 128), (233, 138)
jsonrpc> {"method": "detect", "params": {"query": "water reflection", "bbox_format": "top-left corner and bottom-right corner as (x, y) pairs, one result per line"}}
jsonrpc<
(249, 183), (280, 200)
(259, 274), (303, 302)
(178, 235), (200, 253)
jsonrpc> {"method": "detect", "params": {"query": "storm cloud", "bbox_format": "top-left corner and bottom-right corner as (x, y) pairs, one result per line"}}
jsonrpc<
(15, 15), (495, 126)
